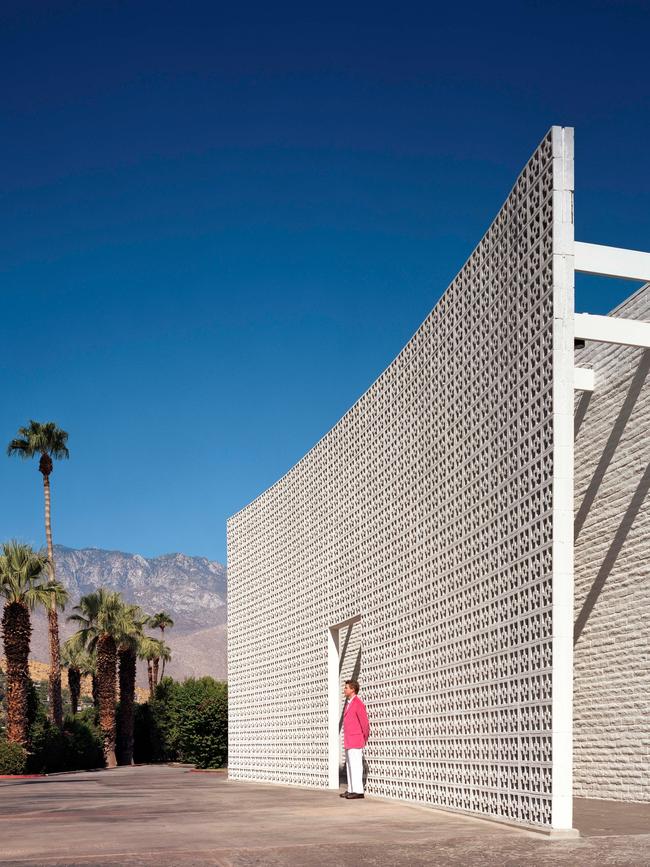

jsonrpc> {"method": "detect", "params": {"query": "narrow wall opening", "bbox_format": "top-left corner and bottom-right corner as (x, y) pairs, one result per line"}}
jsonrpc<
(327, 616), (361, 789)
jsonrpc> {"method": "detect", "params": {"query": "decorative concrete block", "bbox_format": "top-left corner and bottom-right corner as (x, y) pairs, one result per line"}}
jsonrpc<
(227, 128), (577, 829)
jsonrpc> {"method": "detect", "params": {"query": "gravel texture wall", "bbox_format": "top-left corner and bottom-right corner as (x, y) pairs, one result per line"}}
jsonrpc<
(573, 284), (650, 802)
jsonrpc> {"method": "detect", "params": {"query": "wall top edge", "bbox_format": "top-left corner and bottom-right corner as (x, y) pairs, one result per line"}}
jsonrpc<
(227, 126), (572, 526)
(607, 281), (650, 316)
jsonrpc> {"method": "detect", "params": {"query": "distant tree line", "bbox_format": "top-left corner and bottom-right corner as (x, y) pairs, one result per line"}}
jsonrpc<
(1, 419), (226, 775)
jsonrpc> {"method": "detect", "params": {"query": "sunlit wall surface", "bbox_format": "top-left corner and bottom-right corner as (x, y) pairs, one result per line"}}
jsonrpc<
(228, 128), (575, 829)
(573, 285), (650, 803)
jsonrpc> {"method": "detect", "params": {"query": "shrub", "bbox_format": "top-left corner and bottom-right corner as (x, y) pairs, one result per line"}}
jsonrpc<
(173, 678), (228, 769)
(62, 713), (104, 771)
(133, 701), (154, 764)
(133, 698), (174, 764)
(133, 676), (228, 768)
(0, 739), (27, 775)
(27, 710), (104, 774)
(27, 715), (66, 773)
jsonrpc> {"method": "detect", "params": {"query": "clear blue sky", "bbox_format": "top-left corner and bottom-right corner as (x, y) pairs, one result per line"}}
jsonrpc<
(1, 1), (648, 564)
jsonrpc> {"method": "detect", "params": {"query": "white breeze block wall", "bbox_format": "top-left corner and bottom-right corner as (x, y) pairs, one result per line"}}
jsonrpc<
(573, 284), (650, 802)
(227, 128), (574, 828)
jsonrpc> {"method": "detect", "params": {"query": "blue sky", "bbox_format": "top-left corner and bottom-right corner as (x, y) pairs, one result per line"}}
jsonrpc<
(1, 1), (649, 564)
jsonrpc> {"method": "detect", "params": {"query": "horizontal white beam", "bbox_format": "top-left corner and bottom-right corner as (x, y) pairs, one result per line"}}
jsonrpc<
(575, 313), (650, 348)
(574, 367), (595, 392)
(575, 242), (650, 282)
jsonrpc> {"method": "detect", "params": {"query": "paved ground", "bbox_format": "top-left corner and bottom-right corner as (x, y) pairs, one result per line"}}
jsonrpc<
(0, 766), (649, 866)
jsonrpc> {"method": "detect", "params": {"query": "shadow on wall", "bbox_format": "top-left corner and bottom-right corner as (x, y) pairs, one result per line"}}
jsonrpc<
(338, 625), (362, 736)
(574, 350), (650, 541)
(574, 391), (592, 440)
(338, 620), (362, 782)
(573, 348), (650, 645)
(574, 460), (650, 644)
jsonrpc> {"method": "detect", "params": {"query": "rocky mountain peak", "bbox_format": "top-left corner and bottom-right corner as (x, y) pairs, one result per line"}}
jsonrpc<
(53, 544), (227, 631)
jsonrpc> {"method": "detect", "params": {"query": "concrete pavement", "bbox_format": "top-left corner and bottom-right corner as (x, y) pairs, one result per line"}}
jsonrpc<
(0, 766), (648, 866)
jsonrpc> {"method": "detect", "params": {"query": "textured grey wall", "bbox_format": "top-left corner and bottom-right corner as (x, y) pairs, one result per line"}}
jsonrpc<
(573, 284), (650, 802)
(228, 129), (573, 828)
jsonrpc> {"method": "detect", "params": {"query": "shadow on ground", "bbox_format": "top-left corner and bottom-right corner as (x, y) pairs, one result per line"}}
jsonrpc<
(0, 766), (648, 866)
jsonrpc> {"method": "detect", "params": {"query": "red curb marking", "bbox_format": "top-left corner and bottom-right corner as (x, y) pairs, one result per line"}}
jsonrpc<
(0, 774), (44, 779)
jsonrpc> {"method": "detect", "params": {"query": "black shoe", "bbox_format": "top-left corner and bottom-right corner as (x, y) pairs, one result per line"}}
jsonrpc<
(339, 791), (349, 798)
(345, 793), (365, 799)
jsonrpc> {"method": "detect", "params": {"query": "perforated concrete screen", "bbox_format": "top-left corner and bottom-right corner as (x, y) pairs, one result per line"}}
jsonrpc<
(227, 127), (575, 830)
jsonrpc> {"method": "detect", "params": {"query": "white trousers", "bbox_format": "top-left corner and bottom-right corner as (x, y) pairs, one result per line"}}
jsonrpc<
(345, 748), (364, 794)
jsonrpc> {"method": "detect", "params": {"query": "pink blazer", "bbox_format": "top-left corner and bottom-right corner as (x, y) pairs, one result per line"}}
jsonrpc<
(343, 696), (370, 749)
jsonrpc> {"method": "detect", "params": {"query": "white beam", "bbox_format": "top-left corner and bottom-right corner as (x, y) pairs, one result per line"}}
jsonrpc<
(574, 367), (595, 392)
(574, 313), (650, 348)
(575, 242), (650, 282)
(327, 627), (340, 789)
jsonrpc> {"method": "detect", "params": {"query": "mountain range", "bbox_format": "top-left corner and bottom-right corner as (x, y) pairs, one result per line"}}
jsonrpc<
(29, 545), (228, 684)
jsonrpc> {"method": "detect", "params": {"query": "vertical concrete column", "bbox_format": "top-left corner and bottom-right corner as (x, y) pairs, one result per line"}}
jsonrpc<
(327, 626), (340, 789)
(551, 125), (576, 832)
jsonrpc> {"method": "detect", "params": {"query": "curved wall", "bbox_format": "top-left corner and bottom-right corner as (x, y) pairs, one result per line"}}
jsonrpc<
(228, 128), (575, 829)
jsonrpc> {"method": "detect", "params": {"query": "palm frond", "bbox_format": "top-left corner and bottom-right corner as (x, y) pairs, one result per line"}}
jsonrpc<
(68, 588), (134, 654)
(0, 541), (50, 605)
(6, 421), (70, 460)
(62, 637), (94, 670)
(137, 635), (162, 661)
(41, 580), (68, 610)
(6, 437), (31, 458)
(117, 603), (147, 649)
(157, 641), (172, 663)
(148, 611), (174, 630)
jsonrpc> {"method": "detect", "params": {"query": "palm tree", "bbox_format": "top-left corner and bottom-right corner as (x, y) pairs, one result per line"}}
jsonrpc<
(148, 612), (173, 681)
(61, 638), (93, 716)
(7, 421), (69, 728)
(117, 603), (146, 766)
(153, 638), (172, 686)
(137, 636), (160, 699)
(82, 649), (99, 709)
(146, 613), (174, 688)
(158, 641), (172, 681)
(0, 541), (67, 745)
(68, 589), (130, 768)
(148, 638), (171, 689)
(148, 611), (174, 639)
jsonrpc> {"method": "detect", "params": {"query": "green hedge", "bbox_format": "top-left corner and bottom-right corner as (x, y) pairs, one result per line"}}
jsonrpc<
(0, 739), (27, 775)
(134, 677), (227, 769)
(2, 676), (227, 773)
(27, 709), (104, 774)
(174, 678), (228, 769)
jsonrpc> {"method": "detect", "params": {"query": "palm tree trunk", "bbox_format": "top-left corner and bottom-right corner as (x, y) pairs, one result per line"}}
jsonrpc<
(42, 467), (55, 579)
(47, 605), (63, 727)
(152, 657), (159, 689)
(96, 633), (117, 768)
(117, 647), (136, 766)
(67, 667), (81, 715)
(41, 466), (63, 729)
(2, 601), (32, 745)
(147, 660), (154, 698)
(159, 625), (168, 680)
